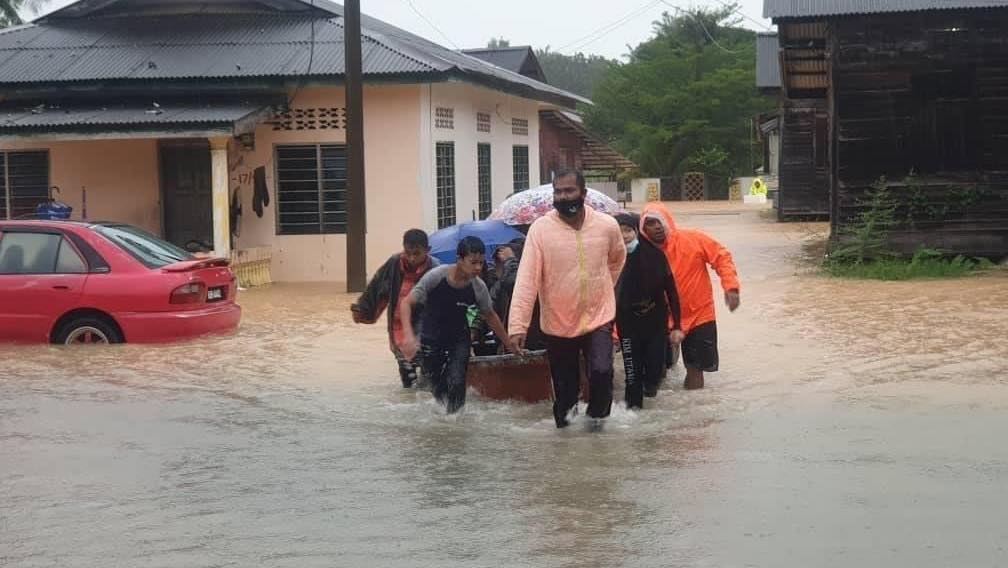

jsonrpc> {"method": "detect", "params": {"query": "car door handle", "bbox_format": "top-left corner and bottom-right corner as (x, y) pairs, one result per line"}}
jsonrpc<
(52, 285), (70, 290)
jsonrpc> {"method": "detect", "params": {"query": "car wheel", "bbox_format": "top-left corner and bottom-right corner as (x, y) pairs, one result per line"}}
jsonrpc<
(55, 317), (123, 345)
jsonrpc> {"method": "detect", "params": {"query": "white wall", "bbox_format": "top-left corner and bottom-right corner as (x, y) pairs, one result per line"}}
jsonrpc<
(424, 82), (542, 229)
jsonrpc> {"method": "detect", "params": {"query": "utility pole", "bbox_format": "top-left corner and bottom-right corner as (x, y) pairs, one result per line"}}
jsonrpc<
(345, 0), (367, 293)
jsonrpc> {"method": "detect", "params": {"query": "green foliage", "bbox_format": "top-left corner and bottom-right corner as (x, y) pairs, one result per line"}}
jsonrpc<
(825, 247), (993, 281)
(580, 4), (772, 178)
(535, 48), (616, 99)
(487, 37), (511, 49)
(902, 173), (1000, 226)
(686, 145), (734, 189)
(0, 0), (43, 27)
(829, 177), (899, 265)
(826, 175), (995, 280)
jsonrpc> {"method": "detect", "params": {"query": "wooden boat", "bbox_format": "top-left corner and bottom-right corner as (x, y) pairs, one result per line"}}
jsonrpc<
(467, 350), (591, 404)
(467, 350), (553, 403)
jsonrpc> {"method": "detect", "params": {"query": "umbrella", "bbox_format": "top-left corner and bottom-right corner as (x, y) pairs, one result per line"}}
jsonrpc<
(428, 220), (525, 265)
(489, 183), (623, 226)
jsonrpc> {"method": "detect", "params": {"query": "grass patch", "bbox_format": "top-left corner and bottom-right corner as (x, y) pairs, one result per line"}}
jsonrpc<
(824, 248), (995, 281)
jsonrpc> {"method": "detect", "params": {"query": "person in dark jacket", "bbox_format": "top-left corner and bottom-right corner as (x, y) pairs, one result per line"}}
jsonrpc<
(351, 229), (440, 387)
(489, 238), (546, 352)
(614, 213), (684, 409)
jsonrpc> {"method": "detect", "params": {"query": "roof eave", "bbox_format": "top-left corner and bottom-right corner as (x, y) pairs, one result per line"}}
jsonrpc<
(0, 123), (238, 142)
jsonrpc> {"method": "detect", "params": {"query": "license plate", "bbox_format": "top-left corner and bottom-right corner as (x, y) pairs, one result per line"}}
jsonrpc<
(207, 287), (225, 301)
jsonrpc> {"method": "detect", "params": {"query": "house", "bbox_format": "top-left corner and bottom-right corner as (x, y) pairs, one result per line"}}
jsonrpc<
(756, 28), (828, 219)
(755, 32), (782, 208)
(766, 0), (1008, 255)
(464, 46), (636, 188)
(0, 0), (587, 286)
(461, 46), (548, 83)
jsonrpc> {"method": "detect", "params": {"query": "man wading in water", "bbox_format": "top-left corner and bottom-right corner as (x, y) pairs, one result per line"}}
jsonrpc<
(400, 237), (517, 414)
(508, 170), (627, 431)
(351, 229), (439, 388)
(614, 213), (684, 409)
(639, 203), (740, 390)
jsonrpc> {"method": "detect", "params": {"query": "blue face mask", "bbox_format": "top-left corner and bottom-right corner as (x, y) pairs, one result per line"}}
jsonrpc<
(626, 238), (639, 253)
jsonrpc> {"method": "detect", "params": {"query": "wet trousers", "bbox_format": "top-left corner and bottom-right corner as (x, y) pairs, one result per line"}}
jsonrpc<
(421, 339), (471, 414)
(394, 350), (421, 388)
(619, 332), (667, 409)
(545, 324), (614, 428)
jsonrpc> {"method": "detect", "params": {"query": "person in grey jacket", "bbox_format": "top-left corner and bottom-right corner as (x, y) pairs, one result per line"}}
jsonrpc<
(351, 229), (439, 387)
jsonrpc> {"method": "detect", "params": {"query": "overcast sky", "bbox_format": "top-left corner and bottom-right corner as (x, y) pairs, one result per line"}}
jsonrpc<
(36, 0), (772, 60)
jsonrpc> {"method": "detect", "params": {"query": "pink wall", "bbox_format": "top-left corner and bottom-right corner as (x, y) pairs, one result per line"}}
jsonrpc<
(0, 139), (161, 234)
(231, 85), (424, 283)
(0, 82), (554, 287)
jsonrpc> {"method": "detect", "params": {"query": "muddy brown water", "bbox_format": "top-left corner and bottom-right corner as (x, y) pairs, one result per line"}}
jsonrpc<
(3, 203), (1007, 567)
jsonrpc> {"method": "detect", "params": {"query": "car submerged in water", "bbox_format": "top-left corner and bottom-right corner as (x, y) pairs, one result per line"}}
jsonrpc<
(0, 220), (240, 345)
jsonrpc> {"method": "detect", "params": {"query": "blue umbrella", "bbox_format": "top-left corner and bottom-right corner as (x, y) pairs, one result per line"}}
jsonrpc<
(428, 220), (525, 265)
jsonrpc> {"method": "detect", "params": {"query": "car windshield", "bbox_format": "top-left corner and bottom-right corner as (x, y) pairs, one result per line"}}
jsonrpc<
(95, 224), (194, 268)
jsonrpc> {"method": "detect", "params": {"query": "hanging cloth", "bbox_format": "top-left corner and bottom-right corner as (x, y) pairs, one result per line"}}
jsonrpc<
(252, 166), (270, 218)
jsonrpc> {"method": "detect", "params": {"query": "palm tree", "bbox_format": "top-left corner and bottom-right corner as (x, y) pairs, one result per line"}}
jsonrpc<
(1, 0), (45, 27)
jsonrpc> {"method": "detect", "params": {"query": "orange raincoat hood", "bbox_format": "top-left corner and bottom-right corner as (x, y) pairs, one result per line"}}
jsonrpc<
(640, 203), (740, 333)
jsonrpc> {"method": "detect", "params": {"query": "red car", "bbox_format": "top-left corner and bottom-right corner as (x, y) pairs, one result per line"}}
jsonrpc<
(0, 220), (241, 344)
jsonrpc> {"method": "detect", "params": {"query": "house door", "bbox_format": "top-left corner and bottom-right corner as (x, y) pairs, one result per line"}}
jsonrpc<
(160, 140), (212, 250)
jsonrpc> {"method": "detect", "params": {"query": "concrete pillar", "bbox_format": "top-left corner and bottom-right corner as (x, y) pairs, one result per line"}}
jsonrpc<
(209, 137), (231, 258)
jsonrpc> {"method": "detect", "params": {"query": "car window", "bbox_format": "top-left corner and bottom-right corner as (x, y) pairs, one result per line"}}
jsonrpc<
(95, 224), (194, 269)
(55, 238), (87, 274)
(0, 232), (62, 274)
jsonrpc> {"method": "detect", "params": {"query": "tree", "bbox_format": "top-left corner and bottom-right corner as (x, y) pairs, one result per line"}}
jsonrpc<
(1, 0), (43, 27)
(582, 5), (773, 184)
(487, 37), (511, 49)
(535, 48), (615, 99)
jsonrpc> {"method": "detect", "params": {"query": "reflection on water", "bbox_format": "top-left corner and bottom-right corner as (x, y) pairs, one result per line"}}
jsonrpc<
(2, 203), (1007, 567)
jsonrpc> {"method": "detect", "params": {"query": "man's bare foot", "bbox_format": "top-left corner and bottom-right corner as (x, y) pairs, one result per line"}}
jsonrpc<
(684, 369), (704, 390)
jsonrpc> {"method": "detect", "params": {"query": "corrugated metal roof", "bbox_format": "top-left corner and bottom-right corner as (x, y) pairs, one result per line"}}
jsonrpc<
(756, 32), (781, 89)
(764, 0), (1008, 18)
(0, 0), (588, 108)
(0, 15), (432, 81)
(0, 99), (271, 129)
(461, 47), (532, 74)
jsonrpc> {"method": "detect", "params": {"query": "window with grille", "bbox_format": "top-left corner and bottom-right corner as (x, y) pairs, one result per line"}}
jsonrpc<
(275, 144), (347, 235)
(512, 118), (529, 136)
(435, 107), (455, 130)
(436, 142), (456, 229)
(0, 150), (50, 220)
(477, 143), (492, 220)
(512, 145), (529, 192)
(477, 112), (491, 133)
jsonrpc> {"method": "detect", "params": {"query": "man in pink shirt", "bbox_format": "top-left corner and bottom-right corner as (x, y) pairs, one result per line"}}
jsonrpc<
(508, 170), (627, 430)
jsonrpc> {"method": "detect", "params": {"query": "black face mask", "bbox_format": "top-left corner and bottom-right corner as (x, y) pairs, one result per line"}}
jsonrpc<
(554, 196), (585, 218)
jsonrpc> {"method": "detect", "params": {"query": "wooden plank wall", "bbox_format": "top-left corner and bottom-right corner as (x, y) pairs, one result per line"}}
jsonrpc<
(779, 98), (829, 219)
(832, 9), (1008, 256)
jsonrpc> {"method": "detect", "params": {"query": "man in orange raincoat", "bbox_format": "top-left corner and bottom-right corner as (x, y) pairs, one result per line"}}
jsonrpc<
(639, 203), (740, 390)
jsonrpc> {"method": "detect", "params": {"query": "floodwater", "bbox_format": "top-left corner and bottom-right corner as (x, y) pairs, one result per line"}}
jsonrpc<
(2, 202), (1007, 567)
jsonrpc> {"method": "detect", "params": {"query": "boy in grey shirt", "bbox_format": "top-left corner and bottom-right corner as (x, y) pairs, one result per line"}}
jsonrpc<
(400, 236), (518, 413)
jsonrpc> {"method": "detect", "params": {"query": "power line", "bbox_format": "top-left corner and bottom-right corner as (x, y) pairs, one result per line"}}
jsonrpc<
(707, 0), (773, 31)
(556, 0), (664, 53)
(663, 1), (747, 54)
(401, 0), (461, 50)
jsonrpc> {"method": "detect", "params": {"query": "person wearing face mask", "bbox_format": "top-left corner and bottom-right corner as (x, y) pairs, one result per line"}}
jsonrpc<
(508, 169), (627, 431)
(614, 213), (683, 409)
